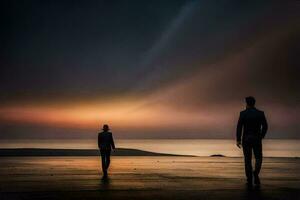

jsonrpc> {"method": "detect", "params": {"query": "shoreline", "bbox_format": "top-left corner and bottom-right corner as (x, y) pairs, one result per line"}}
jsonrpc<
(0, 148), (298, 158)
(0, 148), (186, 157)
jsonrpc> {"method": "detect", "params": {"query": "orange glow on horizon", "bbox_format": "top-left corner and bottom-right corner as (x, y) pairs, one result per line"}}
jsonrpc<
(0, 98), (229, 131)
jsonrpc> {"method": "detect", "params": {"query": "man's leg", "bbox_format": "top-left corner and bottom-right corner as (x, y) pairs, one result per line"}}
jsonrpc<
(105, 150), (111, 170)
(242, 142), (253, 185)
(102, 150), (111, 177)
(100, 151), (107, 176)
(253, 140), (263, 185)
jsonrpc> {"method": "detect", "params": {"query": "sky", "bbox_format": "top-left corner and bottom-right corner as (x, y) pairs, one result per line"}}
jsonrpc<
(0, 1), (299, 139)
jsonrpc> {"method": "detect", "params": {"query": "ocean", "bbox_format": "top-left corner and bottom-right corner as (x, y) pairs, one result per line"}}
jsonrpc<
(0, 139), (299, 157)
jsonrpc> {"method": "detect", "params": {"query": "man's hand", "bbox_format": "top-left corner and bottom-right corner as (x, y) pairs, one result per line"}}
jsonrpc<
(236, 141), (242, 149)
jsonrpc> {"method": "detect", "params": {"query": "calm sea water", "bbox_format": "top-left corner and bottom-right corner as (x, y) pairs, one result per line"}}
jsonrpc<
(0, 139), (299, 157)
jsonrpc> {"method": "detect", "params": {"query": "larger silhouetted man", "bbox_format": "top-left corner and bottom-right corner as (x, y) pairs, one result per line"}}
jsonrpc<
(236, 96), (268, 187)
(98, 124), (115, 179)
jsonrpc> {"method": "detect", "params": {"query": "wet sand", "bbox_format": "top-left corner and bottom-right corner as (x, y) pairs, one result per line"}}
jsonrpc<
(0, 156), (299, 199)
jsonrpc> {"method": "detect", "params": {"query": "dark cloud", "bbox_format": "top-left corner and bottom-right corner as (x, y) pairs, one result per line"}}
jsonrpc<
(0, 1), (299, 139)
(0, 0), (187, 102)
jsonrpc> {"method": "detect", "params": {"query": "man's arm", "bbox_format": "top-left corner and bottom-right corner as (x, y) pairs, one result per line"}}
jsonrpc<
(110, 133), (115, 149)
(236, 112), (243, 148)
(261, 112), (268, 139)
(98, 133), (101, 149)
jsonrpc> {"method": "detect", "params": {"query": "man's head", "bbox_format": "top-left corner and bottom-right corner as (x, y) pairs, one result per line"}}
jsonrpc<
(102, 124), (110, 131)
(245, 96), (256, 108)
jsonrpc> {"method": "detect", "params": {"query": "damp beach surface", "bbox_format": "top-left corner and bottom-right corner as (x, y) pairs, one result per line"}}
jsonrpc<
(0, 156), (299, 200)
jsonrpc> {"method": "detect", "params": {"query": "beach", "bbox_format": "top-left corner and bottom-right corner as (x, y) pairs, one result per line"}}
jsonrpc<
(0, 155), (299, 200)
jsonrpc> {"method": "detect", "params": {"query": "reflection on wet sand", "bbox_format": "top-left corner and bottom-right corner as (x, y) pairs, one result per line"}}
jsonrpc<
(0, 156), (299, 199)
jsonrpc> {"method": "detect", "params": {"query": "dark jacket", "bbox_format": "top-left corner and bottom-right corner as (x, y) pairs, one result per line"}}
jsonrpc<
(236, 107), (268, 143)
(98, 131), (115, 150)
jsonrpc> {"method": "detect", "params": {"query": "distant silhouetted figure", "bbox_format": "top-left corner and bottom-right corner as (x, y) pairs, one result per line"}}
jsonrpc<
(236, 96), (268, 188)
(98, 124), (115, 179)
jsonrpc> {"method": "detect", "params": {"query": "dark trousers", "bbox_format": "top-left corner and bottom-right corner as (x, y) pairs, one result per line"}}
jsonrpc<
(100, 149), (111, 174)
(242, 140), (263, 181)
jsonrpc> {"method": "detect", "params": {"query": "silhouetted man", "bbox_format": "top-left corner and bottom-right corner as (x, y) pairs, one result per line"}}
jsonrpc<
(98, 124), (115, 179)
(236, 96), (268, 187)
